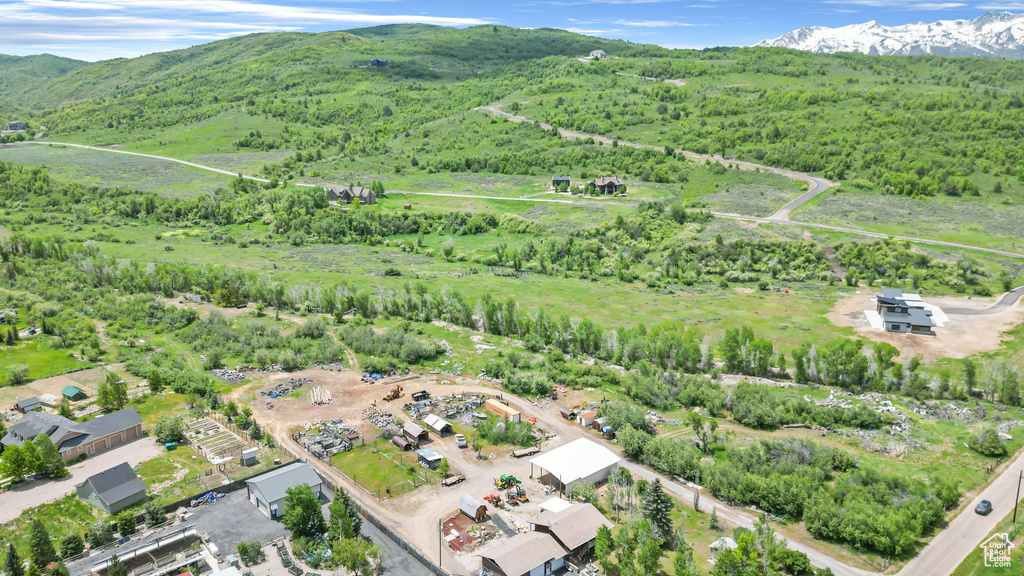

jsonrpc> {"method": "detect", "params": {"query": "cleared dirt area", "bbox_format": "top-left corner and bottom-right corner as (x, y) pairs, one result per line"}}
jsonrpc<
(828, 290), (1024, 361)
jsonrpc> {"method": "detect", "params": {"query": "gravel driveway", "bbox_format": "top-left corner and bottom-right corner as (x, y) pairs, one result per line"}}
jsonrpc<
(0, 437), (163, 523)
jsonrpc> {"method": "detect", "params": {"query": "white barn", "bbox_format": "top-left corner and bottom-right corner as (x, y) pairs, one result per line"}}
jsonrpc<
(529, 438), (620, 494)
(245, 462), (322, 520)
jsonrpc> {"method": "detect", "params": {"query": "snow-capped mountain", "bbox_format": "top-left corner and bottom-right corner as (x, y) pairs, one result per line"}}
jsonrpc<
(756, 12), (1024, 59)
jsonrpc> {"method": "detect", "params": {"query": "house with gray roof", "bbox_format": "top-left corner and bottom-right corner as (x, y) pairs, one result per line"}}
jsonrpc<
(325, 185), (377, 206)
(587, 176), (623, 194)
(1, 406), (143, 461)
(76, 462), (148, 513)
(876, 288), (936, 335)
(14, 397), (52, 413)
(245, 461), (322, 520)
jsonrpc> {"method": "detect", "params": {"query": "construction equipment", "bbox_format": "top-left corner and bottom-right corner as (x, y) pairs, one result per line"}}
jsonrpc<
(411, 390), (430, 401)
(384, 384), (404, 402)
(484, 493), (504, 507)
(516, 485), (529, 502)
(506, 489), (518, 506)
(495, 474), (520, 489)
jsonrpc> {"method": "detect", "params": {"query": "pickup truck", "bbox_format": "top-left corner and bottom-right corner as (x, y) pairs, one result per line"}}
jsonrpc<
(442, 474), (466, 487)
(455, 433), (467, 448)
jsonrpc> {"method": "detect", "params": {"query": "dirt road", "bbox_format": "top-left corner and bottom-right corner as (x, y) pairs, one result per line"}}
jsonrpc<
(0, 437), (162, 523)
(944, 286), (1024, 315)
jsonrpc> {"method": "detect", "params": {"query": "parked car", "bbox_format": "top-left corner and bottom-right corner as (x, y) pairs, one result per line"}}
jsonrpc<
(455, 433), (467, 448)
(975, 500), (993, 515)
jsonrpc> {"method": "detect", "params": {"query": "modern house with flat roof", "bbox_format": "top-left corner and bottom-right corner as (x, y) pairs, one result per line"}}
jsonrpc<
(876, 288), (936, 335)
(1, 407), (143, 461)
(77, 462), (148, 513)
(245, 462), (322, 520)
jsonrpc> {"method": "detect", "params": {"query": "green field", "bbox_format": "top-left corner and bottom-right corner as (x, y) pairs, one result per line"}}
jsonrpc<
(331, 443), (428, 498)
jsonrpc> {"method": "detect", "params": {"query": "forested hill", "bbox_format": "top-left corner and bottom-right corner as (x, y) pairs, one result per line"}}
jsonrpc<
(0, 54), (85, 109)
(0, 26), (632, 109)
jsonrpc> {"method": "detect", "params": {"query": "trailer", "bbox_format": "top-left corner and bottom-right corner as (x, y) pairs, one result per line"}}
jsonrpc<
(485, 398), (521, 422)
(442, 474), (466, 487)
(510, 446), (540, 458)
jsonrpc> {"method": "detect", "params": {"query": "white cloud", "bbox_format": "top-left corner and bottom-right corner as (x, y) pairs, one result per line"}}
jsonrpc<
(614, 19), (710, 26)
(0, 0), (493, 60)
(823, 0), (966, 8)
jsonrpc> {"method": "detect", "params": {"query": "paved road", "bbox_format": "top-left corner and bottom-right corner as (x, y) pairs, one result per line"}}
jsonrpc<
(896, 451), (1024, 576)
(18, 142), (1024, 260)
(0, 437), (162, 523)
(943, 286), (1024, 315)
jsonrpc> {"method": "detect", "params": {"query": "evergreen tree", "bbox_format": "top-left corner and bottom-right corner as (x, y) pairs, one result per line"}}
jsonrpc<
(5, 327), (14, 346)
(87, 519), (114, 548)
(328, 488), (361, 541)
(56, 399), (75, 420)
(59, 533), (85, 558)
(106, 555), (127, 576)
(34, 434), (67, 478)
(5, 544), (24, 576)
(143, 500), (167, 527)
(26, 564), (41, 576)
(640, 479), (674, 543)
(50, 563), (70, 576)
(28, 519), (58, 568)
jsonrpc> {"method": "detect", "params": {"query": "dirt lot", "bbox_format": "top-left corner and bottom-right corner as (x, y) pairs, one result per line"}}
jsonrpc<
(828, 290), (1024, 361)
(1, 364), (146, 418)
(229, 370), (594, 575)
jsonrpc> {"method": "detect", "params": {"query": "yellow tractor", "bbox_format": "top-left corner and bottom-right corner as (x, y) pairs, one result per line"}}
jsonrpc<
(384, 384), (403, 402)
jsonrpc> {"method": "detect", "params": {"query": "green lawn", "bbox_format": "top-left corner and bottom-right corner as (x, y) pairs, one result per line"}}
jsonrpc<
(0, 336), (93, 383)
(330, 443), (427, 497)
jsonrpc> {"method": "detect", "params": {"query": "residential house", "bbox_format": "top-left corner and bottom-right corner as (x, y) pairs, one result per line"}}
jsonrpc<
(76, 462), (148, 513)
(551, 176), (570, 189)
(245, 461), (323, 520)
(5, 121), (27, 132)
(588, 50), (607, 59)
(588, 176), (623, 194)
(369, 58), (390, 67)
(876, 288), (936, 335)
(1, 407), (143, 461)
(480, 503), (613, 576)
(325, 185), (377, 206)
(0, 308), (16, 323)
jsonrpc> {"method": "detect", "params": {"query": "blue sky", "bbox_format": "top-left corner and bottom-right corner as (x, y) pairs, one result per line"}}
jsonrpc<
(1, 0), (1022, 61)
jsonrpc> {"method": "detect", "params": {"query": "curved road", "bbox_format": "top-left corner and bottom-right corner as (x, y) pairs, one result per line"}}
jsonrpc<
(943, 286), (1024, 315)
(19, 142), (1023, 261)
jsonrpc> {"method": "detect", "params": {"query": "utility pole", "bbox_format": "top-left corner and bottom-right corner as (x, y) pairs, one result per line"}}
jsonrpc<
(1014, 470), (1023, 523)
(438, 517), (443, 570)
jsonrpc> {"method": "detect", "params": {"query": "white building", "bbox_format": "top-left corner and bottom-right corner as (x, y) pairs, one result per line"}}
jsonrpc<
(245, 462), (322, 520)
(589, 50), (607, 59)
(529, 438), (620, 494)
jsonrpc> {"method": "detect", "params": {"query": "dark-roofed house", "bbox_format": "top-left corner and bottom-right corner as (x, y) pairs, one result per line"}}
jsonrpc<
(62, 386), (88, 401)
(587, 176), (623, 194)
(481, 503), (613, 576)
(245, 461), (322, 520)
(14, 397), (52, 414)
(552, 176), (570, 188)
(1, 406), (143, 461)
(325, 185), (377, 206)
(369, 58), (390, 67)
(876, 288), (936, 335)
(5, 121), (27, 131)
(76, 462), (148, 513)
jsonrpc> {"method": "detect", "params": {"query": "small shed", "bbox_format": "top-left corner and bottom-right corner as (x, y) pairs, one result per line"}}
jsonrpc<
(591, 417), (609, 431)
(240, 448), (258, 466)
(423, 414), (454, 436)
(459, 494), (488, 522)
(484, 399), (521, 423)
(245, 462), (322, 520)
(710, 536), (738, 560)
(62, 386), (88, 401)
(416, 448), (444, 468)
(576, 411), (597, 427)
(14, 397), (52, 414)
(403, 421), (429, 445)
(392, 435), (412, 451)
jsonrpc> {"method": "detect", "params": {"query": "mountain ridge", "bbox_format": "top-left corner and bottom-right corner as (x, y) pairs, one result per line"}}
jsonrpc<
(757, 11), (1024, 59)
